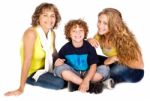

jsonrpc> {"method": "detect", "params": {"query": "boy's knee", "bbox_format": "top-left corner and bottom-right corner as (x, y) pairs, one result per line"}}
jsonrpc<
(97, 65), (110, 80)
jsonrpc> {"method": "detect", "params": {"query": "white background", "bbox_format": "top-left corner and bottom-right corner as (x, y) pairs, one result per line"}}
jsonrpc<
(0, 0), (150, 100)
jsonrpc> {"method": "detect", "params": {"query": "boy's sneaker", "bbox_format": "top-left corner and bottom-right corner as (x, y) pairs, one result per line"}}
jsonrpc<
(88, 81), (103, 94)
(103, 78), (115, 89)
(68, 82), (79, 92)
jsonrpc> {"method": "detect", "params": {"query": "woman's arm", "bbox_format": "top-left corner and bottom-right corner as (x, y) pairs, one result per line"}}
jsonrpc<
(4, 27), (36, 96)
(104, 51), (144, 69)
(127, 50), (144, 69)
(104, 56), (119, 65)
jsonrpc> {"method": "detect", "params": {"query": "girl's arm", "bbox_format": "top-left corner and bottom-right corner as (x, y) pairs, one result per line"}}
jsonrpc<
(104, 56), (119, 65)
(127, 50), (144, 69)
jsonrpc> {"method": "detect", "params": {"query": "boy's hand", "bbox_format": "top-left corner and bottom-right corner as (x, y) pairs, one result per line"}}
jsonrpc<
(78, 79), (90, 93)
(54, 58), (65, 67)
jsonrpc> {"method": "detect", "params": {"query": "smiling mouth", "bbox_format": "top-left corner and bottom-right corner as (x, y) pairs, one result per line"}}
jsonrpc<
(75, 36), (82, 38)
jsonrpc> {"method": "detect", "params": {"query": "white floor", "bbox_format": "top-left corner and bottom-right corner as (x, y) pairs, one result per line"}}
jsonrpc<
(1, 77), (149, 101)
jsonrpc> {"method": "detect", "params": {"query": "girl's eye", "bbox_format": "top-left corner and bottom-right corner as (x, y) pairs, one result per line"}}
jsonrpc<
(103, 22), (107, 25)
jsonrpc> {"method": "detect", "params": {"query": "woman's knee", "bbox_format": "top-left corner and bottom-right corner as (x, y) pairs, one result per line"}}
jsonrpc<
(110, 64), (126, 76)
(54, 77), (67, 89)
(128, 70), (144, 83)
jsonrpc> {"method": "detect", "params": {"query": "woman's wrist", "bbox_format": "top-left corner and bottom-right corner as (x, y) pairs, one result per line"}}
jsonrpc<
(114, 56), (119, 61)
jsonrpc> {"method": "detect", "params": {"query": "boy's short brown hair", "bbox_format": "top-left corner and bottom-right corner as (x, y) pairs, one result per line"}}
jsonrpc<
(64, 19), (88, 41)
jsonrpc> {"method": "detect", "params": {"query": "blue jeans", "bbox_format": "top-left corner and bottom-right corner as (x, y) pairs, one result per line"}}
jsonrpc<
(54, 64), (110, 80)
(110, 64), (144, 83)
(97, 55), (144, 83)
(26, 72), (67, 90)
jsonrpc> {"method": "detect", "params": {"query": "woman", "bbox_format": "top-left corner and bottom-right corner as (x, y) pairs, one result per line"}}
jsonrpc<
(88, 8), (144, 85)
(5, 2), (66, 96)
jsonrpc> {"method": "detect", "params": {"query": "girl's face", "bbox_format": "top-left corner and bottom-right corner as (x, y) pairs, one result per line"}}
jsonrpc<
(70, 25), (85, 43)
(39, 9), (56, 31)
(97, 14), (109, 35)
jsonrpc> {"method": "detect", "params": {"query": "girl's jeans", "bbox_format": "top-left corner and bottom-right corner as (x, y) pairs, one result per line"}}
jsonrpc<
(97, 55), (144, 83)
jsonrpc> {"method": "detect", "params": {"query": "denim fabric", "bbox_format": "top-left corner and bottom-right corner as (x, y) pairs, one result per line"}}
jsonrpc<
(110, 64), (144, 83)
(54, 64), (89, 78)
(97, 55), (144, 83)
(26, 72), (66, 90)
(54, 64), (76, 78)
(54, 63), (110, 80)
(97, 65), (110, 80)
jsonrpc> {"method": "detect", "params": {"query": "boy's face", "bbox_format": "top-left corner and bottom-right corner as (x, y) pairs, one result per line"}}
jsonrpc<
(70, 25), (85, 43)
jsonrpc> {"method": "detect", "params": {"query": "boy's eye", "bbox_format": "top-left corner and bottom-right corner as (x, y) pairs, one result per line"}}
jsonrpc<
(43, 14), (47, 16)
(80, 29), (84, 32)
(50, 15), (55, 18)
(72, 30), (76, 32)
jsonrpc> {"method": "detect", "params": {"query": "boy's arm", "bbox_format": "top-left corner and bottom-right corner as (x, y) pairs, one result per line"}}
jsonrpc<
(79, 64), (97, 92)
(84, 64), (97, 82)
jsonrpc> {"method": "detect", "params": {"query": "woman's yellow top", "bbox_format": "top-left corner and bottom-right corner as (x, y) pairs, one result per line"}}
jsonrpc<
(20, 28), (47, 77)
(94, 34), (117, 57)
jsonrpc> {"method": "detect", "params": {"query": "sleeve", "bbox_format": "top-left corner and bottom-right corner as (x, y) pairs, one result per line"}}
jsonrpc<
(58, 46), (65, 59)
(87, 43), (99, 65)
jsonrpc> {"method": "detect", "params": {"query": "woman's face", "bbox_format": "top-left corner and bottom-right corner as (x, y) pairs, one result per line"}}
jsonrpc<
(97, 14), (109, 35)
(39, 9), (56, 30)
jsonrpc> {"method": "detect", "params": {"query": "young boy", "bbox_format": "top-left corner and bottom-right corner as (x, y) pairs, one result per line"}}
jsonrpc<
(54, 19), (110, 93)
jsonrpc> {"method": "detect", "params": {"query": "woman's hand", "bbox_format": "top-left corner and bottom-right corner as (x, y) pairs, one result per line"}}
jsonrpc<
(104, 56), (119, 65)
(88, 38), (99, 48)
(54, 58), (65, 67)
(4, 88), (23, 96)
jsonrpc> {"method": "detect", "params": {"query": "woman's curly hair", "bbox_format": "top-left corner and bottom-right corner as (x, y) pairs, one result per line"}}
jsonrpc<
(97, 8), (142, 66)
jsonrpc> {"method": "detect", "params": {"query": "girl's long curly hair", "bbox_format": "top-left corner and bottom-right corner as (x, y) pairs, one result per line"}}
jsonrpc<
(98, 8), (142, 66)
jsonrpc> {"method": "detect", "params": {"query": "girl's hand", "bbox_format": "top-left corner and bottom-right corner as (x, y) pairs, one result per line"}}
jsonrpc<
(88, 38), (99, 48)
(104, 56), (119, 65)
